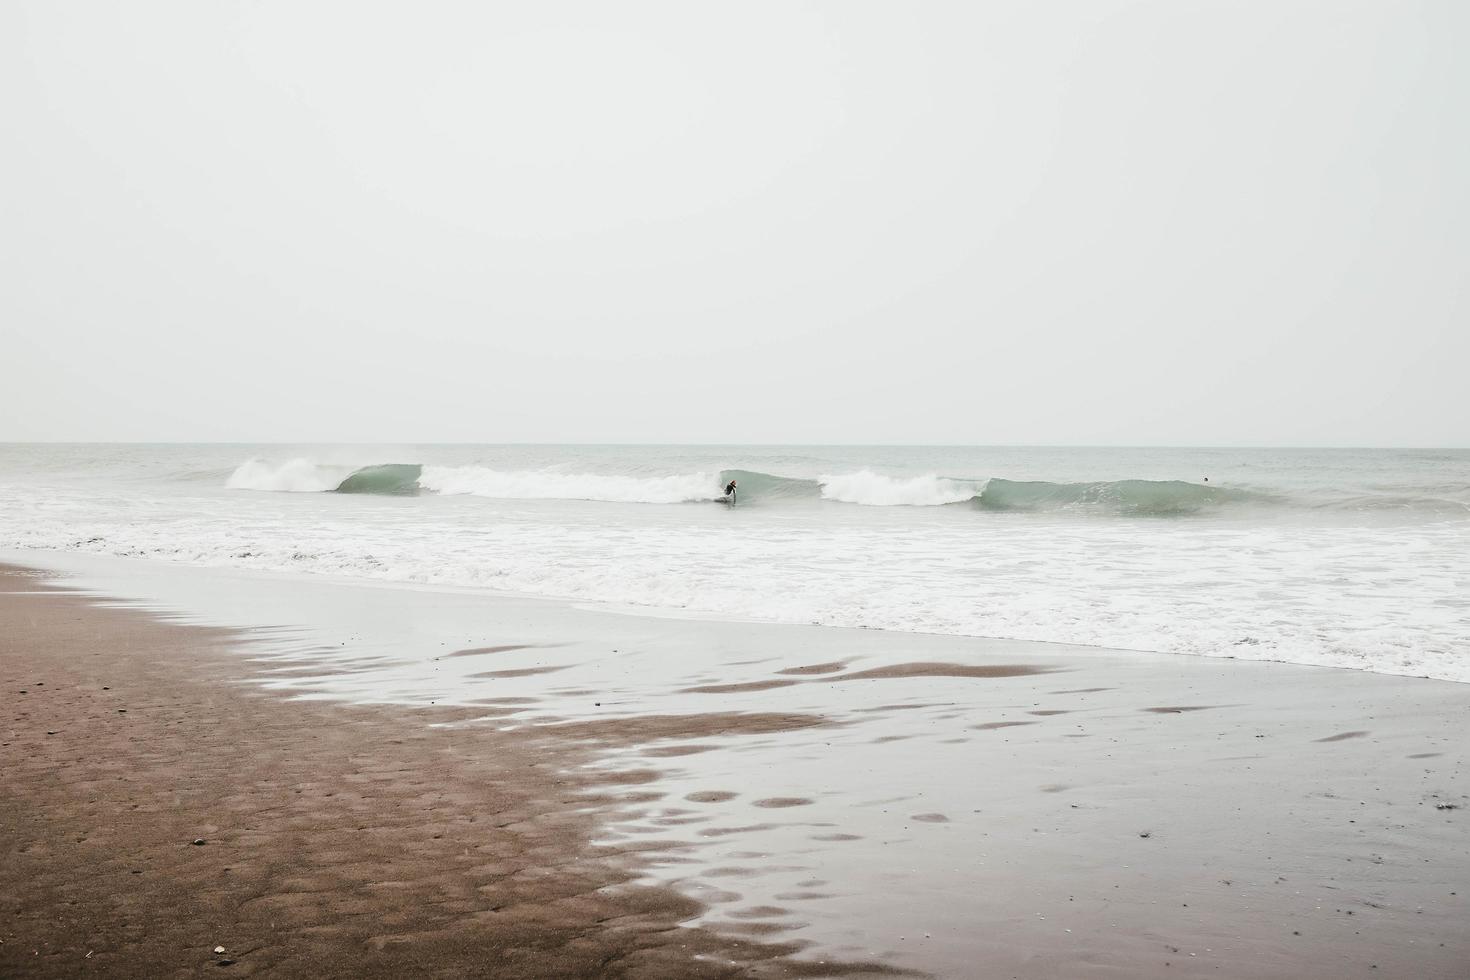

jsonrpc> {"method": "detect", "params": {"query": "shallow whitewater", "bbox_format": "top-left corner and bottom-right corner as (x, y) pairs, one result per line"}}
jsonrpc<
(2, 443), (1467, 682)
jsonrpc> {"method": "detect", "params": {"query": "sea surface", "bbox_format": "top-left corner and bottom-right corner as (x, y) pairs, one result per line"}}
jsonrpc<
(2, 444), (1467, 681)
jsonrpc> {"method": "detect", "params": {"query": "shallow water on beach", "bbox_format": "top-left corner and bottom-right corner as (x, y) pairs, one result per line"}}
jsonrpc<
(1, 443), (1467, 681)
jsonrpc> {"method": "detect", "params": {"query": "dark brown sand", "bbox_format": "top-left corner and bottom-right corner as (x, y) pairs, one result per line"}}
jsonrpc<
(681, 680), (802, 695)
(0, 566), (900, 979)
(826, 662), (1050, 681)
(683, 662), (1048, 695)
(775, 663), (848, 677)
(443, 645), (549, 658)
(469, 665), (574, 679)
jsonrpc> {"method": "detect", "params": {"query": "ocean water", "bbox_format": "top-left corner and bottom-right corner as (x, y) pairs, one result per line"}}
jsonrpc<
(1, 444), (1467, 681)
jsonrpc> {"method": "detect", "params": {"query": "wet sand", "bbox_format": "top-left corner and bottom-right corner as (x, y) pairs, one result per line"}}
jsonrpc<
(3, 556), (1469, 978)
(0, 565), (891, 978)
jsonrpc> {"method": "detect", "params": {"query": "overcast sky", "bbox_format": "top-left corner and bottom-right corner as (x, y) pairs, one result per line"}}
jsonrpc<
(2, 1), (1465, 445)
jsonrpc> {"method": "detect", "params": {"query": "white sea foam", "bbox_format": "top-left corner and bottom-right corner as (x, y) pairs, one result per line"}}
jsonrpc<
(819, 470), (976, 506)
(225, 459), (724, 503)
(4, 445), (1468, 684)
(418, 466), (719, 503)
(226, 458), (351, 492)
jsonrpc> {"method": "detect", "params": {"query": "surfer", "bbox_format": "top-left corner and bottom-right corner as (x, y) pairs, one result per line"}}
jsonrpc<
(724, 479), (737, 503)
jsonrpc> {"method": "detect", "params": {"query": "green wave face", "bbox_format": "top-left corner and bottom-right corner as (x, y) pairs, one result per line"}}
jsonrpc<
(717, 469), (822, 504)
(333, 464), (424, 495)
(322, 464), (1275, 514)
(974, 478), (1266, 516)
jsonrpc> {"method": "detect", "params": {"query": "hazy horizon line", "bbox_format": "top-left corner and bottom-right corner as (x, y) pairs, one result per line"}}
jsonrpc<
(3, 441), (1466, 452)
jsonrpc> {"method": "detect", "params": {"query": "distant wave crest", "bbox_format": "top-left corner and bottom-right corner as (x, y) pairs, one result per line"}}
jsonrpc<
(225, 459), (1262, 514)
(973, 478), (1266, 515)
(224, 459), (1463, 517)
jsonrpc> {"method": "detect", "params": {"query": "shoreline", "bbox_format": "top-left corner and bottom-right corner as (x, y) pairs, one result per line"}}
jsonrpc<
(0, 563), (891, 978)
(3, 556), (1468, 978)
(4, 547), (1459, 687)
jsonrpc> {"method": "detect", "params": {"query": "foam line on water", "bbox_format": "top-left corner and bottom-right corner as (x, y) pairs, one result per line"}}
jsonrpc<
(419, 466), (722, 503)
(818, 470), (977, 506)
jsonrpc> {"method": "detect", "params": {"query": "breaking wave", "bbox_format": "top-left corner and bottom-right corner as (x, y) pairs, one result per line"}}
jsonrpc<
(715, 469), (821, 503)
(224, 459), (1464, 517)
(972, 478), (1267, 515)
(334, 464), (424, 495)
(227, 459), (422, 495)
(226, 458), (352, 493)
(819, 470), (976, 506)
(417, 466), (719, 504)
